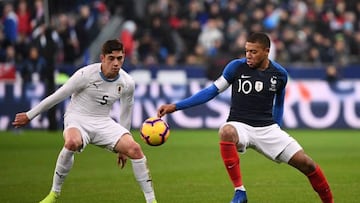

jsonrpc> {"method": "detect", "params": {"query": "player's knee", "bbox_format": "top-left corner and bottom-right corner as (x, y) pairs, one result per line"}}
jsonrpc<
(219, 124), (238, 143)
(63, 128), (82, 151)
(64, 140), (81, 151)
(126, 141), (144, 159)
(289, 151), (317, 174)
(302, 157), (317, 174)
(64, 137), (82, 151)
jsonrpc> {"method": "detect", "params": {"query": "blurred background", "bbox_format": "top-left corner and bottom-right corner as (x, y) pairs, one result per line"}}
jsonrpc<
(0, 0), (359, 131)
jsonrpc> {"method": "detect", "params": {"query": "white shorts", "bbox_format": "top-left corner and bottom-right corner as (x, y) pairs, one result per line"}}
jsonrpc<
(220, 122), (302, 163)
(64, 114), (130, 152)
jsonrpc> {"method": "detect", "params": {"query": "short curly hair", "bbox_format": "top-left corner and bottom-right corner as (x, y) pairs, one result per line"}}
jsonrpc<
(247, 32), (271, 49)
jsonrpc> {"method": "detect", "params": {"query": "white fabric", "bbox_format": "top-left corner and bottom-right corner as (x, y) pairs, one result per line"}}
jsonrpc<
(131, 157), (156, 202)
(214, 76), (230, 93)
(277, 141), (302, 163)
(220, 122), (302, 162)
(64, 114), (129, 152)
(52, 147), (74, 193)
(26, 63), (135, 130)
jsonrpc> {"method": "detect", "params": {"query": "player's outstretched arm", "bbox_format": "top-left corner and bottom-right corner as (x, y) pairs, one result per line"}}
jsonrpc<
(12, 112), (30, 128)
(157, 104), (176, 118)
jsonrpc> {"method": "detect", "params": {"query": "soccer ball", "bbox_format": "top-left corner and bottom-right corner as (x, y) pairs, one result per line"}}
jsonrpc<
(140, 117), (170, 146)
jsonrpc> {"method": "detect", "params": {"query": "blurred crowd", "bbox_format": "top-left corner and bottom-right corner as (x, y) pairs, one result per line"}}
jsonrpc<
(0, 0), (111, 77)
(1, 0), (360, 79)
(117, 0), (360, 70)
(0, 0), (358, 131)
(0, 0), (110, 130)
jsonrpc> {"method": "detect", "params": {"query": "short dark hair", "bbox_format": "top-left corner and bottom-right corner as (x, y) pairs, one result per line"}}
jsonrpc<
(101, 39), (124, 55)
(247, 32), (270, 48)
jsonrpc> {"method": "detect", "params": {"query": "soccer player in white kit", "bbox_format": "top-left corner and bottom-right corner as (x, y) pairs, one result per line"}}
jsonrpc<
(12, 39), (157, 203)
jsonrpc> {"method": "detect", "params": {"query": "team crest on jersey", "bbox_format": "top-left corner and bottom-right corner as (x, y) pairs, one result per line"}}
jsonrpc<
(255, 81), (263, 92)
(269, 76), (277, 91)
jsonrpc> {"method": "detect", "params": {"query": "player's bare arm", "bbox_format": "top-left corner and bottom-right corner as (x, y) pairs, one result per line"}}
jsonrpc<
(12, 112), (30, 128)
(157, 104), (176, 117)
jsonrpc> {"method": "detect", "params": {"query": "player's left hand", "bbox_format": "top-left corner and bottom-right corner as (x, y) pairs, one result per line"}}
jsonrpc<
(117, 153), (127, 169)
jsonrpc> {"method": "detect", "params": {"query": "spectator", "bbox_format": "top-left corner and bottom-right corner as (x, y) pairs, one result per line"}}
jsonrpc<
(16, 0), (32, 38)
(184, 44), (206, 66)
(220, 0), (240, 23)
(307, 47), (322, 67)
(180, 0), (208, 26)
(30, 0), (45, 32)
(136, 30), (157, 65)
(205, 40), (232, 81)
(75, 4), (99, 59)
(119, 20), (137, 61)
(19, 45), (46, 85)
(228, 31), (247, 59)
(56, 13), (79, 75)
(332, 34), (349, 66)
(0, 31), (6, 61)
(14, 32), (30, 63)
(149, 15), (176, 63)
(197, 17), (224, 56)
(177, 18), (202, 57)
(288, 31), (309, 62)
(325, 65), (339, 84)
(33, 25), (61, 131)
(2, 3), (18, 44)
(0, 44), (16, 64)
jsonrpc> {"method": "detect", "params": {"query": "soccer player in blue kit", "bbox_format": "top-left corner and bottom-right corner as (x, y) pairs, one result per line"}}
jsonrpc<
(157, 32), (333, 203)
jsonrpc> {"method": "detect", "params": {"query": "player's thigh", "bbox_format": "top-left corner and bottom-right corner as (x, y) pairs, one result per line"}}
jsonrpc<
(277, 141), (303, 163)
(114, 133), (143, 159)
(63, 127), (83, 149)
(220, 121), (251, 153)
(92, 118), (130, 152)
(64, 114), (91, 151)
(254, 124), (301, 162)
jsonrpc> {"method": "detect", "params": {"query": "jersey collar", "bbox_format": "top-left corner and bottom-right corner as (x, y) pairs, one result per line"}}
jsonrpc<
(99, 71), (120, 82)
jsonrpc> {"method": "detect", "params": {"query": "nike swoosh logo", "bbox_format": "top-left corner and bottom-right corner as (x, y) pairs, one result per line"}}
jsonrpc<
(56, 171), (64, 178)
(227, 163), (237, 169)
(241, 74), (251, 79)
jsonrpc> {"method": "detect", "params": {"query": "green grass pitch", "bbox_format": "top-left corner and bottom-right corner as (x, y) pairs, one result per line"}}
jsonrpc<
(0, 129), (359, 203)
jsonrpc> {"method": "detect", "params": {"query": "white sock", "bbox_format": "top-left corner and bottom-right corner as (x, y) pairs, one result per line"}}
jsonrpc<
(235, 185), (246, 191)
(51, 147), (75, 193)
(131, 156), (156, 202)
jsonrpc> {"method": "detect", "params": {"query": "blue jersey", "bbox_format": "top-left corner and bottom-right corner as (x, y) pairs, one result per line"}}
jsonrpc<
(223, 58), (288, 126)
(176, 58), (288, 127)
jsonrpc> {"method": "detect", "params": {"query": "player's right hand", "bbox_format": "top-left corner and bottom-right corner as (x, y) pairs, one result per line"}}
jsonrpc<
(12, 112), (30, 128)
(157, 104), (176, 118)
(117, 152), (127, 169)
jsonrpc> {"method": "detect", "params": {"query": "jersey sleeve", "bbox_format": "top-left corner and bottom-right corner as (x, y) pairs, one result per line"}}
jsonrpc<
(26, 69), (87, 120)
(273, 88), (285, 125)
(175, 84), (220, 110)
(119, 75), (135, 130)
(175, 59), (242, 111)
(272, 65), (288, 125)
(222, 58), (246, 84)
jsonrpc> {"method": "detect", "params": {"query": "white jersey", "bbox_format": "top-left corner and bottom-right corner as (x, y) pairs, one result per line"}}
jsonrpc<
(26, 63), (135, 130)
